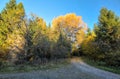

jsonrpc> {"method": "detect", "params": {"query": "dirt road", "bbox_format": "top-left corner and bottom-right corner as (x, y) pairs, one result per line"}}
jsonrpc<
(0, 58), (120, 79)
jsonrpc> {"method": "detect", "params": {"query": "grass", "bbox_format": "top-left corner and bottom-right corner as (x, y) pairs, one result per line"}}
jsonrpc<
(0, 59), (70, 74)
(81, 57), (120, 74)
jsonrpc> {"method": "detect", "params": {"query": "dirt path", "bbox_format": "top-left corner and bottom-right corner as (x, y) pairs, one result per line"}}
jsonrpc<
(0, 57), (120, 79)
(71, 57), (120, 79)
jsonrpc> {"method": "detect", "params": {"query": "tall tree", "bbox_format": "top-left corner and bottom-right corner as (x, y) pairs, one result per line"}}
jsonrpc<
(94, 8), (120, 66)
(0, 0), (26, 63)
(95, 8), (120, 52)
(52, 13), (87, 51)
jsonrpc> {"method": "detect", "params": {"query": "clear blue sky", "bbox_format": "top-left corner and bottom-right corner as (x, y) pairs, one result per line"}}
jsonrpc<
(0, 0), (120, 29)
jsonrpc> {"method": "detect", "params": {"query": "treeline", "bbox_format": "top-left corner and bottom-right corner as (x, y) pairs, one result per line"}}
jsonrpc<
(81, 8), (120, 67)
(0, 0), (86, 66)
(0, 0), (120, 67)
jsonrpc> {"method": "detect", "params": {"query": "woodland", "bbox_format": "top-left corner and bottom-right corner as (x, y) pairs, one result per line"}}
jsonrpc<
(0, 0), (120, 71)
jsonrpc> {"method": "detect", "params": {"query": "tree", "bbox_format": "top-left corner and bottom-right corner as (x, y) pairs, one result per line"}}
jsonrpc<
(0, 0), (26, 63)
(94, 8), (120, 66)
(95, 8), (120, 53)
(81, 30), (98, 58)
(52, 13), (87, 52)
(52, 27), (71, 58)
(26, 15), (50, 61)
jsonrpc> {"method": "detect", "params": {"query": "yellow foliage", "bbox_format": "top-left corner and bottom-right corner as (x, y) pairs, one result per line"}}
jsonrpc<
(76, 29), (85, 45)
(3, 30), (25, 50)
(64, 13), (82, 28)
(81, 32), (96, 55)
(37, 18), (46, 29)
(52, 13), (87, 48)
(52, 13), (84, 30)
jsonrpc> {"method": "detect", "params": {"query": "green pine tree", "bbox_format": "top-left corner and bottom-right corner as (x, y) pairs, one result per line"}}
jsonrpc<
(95, 8), (120, 52)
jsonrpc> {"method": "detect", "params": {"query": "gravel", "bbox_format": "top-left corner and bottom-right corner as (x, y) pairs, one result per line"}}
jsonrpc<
(0, 58), (120, 79)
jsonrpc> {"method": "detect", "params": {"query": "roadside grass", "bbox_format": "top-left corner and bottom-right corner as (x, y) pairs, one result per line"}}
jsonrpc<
(81, 57), (120, 74)
(0, 59), (70, 74)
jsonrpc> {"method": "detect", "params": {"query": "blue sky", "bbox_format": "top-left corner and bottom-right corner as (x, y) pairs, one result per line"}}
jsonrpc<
(0, 0), (120, 29)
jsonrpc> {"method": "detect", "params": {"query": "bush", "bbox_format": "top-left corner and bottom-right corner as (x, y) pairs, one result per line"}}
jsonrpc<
(104, 51), (120, 67)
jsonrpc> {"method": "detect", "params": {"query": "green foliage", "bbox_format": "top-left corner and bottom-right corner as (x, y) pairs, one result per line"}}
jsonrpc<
(94, 8), (120, 65)
(95, 8), (120, 52)
(81, 8), (120, 67)
(82, 57), (120, 74)
(1, 0), (119, 69)
(16, 14), (72, 63)
(85, 8), (120, 66)
(81, 30), (99, 59)
(0, 0), (26, 64)
(52, 31), (71, 58)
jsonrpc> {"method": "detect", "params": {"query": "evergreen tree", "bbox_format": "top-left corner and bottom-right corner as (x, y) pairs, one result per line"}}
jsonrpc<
(95, 8), (120, 53)
(0, 0), (26, 63)
(94, 8), (120, 66)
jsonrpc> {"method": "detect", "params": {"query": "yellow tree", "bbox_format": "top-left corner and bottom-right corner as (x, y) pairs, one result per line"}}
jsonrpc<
(0, 0), (26, 63)
(52, 13), (87, 51)
(81, 31), (96, 55)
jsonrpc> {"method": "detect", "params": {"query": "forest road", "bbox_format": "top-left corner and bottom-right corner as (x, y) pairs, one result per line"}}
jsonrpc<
(0, 57), (120, 79)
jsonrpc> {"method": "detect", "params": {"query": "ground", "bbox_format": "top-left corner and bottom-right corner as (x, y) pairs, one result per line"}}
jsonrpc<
(0, 57), (120, 79)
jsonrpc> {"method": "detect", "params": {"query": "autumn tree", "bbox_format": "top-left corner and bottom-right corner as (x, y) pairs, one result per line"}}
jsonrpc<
(51, 26), (72, 58)
(23, 14), (51, 62)
(0, 0), (26, 63)
(52, 13), (87, 53)
(81, 29), (98, 59)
